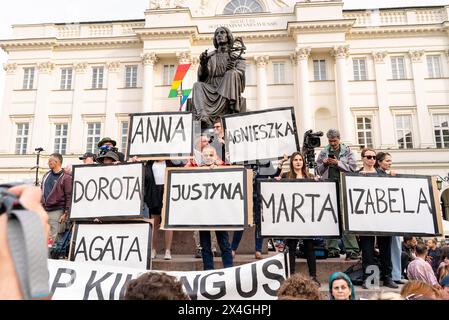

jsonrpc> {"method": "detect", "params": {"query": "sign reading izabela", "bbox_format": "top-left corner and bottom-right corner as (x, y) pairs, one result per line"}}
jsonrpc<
(71, 223), (152, 269)
(222, 107), (299, 164)
(128, 112), (193, 159)
(70, 163), (144, 220)
(161, 167), (253, 230)
(259, 180), (340, 238)
(48, 253), (288, 300)
(341, 173), (443, 236)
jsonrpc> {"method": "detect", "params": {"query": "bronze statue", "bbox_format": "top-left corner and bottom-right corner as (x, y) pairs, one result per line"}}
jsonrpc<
(191, 27), (246, 128)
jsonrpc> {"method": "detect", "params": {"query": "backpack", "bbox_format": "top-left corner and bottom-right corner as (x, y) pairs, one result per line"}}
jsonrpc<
(50, 222), (73, 259)
(344, 260), (364, 286)
(296, 238), (329, 260)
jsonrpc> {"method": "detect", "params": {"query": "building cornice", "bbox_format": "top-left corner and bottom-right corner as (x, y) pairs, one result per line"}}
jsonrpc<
(134, 26), (198, 41)
(0, 36), (142, 52)
(287, 19), (355, 35)
(348, 23), (446, 39)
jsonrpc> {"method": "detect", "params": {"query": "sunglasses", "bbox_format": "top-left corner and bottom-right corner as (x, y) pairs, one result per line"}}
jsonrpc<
(363, 155), (376, 160)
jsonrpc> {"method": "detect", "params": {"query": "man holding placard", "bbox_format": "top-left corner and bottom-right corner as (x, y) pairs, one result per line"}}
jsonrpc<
(316, 129), (360, 260)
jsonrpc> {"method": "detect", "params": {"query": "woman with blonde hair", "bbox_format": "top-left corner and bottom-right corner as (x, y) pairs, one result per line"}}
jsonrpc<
(400, 280), (441, 300)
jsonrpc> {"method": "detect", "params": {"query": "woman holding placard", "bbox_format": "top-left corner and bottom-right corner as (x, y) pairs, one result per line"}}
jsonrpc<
(375, 152), (405, 285)
(277, 151), (319, 286)
(358, 148), (398, 289)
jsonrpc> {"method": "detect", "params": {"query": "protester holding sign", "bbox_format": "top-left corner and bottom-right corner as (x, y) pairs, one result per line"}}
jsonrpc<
(316, 129), (360, 261)
(358, 148), (398, 289)
(375, 152), (404, 285)
(193, 145), (233, 270)
(143, 160), (181, 260)
(277, 152), (319, 286)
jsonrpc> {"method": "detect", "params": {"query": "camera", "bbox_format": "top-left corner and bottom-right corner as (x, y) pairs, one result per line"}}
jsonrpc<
(302, 130), (323, 170)
(328, 150), (336, 159)
(98, 145), (119, 156)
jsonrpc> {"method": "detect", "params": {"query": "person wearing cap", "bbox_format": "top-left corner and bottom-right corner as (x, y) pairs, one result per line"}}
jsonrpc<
(96, 151), (120, 164)
(79, 152), (96, 164)
(97, 137), (125, 163)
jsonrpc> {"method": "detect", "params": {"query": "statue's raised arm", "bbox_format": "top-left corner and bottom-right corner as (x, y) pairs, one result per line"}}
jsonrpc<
(191, 27), (246, 129)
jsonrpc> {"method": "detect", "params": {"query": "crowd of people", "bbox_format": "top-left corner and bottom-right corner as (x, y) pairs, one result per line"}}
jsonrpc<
(2, 119), (448, 301)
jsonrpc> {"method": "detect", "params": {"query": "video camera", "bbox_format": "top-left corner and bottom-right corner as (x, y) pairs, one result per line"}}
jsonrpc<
(98, 145), (119, 156)
(302, 130), (323, 170)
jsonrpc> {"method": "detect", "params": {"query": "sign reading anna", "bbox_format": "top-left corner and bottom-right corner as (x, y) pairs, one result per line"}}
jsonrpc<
(48, 253), (287, 300)
(259, 180), (340, 238)
(342, 173), (442, 236)
(222, 107), (299, 164)
(71, 223), (152, 269)
(162, 167), (252, 230)
(128, 112), (193, 159)
(70, 163), (144, 220)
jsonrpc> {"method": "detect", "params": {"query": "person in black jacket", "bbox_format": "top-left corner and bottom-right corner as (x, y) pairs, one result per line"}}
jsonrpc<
(143, 159), (184, 260)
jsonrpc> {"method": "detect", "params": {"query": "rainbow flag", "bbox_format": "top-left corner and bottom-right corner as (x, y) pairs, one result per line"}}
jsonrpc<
(168, 64), (191, 98)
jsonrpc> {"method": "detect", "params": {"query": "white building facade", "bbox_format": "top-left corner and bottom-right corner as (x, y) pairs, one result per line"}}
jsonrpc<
(0, 0), (448, 196)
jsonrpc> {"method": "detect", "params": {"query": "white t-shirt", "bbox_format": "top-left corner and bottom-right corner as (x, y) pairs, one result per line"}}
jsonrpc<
(152, 161), (167, 185)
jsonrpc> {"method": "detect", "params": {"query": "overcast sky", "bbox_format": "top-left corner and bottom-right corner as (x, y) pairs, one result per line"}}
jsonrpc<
(1, 0), (448, 106)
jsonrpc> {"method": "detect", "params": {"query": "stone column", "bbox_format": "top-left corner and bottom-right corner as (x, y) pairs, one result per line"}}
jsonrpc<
(32, 62), (54, 152)
(104, 61), (120, 138)
(141, 52), (158, 112)
(372, 51), (396, 149)
(293, 47), (312, 137)
(332, 45), (354, 145)
(409, 50), (435, 148)
(69, 62), (88, 154)
(0, 63), (18, 153)
(254, 56), (269, 111)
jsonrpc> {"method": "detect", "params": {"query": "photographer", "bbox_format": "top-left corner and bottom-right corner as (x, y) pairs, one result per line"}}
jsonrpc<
(97, 137), (125, 163)
(0, 185), (49, 299)
(316, 129), (360, 260)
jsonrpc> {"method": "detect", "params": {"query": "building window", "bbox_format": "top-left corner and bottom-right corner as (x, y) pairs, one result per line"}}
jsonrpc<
(86, 122), (102, 153)
(273, 62), (286, 84)
(120, 121), (129, 155)
(427, 55), (442, 78)
(395, 115), (414, 149)
(391, 56), (406, 80)
(356, 117), (373, 148)
(15, 123), (29, 154)
(223, 0), (264, 15)
(125, 65), (138, 88)
(353, 58), (367, 81)
(92, 67), (104, 89)
(433, 114), (449, 148)
(54, 124), (68, 155)
(60, 68), (73, 90)
(313, 60), (326, 81)
(23, 67), (35, 90)
(163, 64), (175, 85)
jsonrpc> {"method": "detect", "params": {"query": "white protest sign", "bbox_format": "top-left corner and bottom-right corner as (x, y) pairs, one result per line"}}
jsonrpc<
(342, 174), (441, 235)
(128, 112), (193, 159)
(259, 180), (340, 238)
(162, 167), (252, 230)
(222, 107), (299, 164)
(48, 253), (288, 300)
(71, 223), (152, 269)
(70, 163), (144, 220)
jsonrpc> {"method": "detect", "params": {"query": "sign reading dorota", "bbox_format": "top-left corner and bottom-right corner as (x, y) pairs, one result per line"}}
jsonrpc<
(70, 163), (144, 220)
(71, 223), (152, 270)
(222, 107), (299, 164)
(162, 167), (253, 230)
(128, 112), (193, 159)
(259, 180), (340, 238)
(341, 173), (442, 236)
